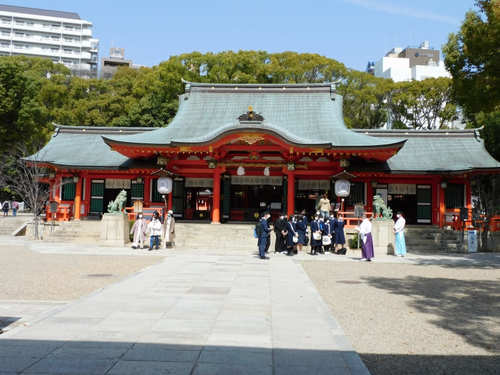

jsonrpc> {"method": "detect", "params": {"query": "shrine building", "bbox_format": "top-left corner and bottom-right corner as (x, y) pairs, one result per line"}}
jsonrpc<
(30, 82), (500, 227)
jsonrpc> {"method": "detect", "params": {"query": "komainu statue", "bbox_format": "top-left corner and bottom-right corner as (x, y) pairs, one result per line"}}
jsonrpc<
(107, 190), (127, 214)
(373, 194), (393, 220)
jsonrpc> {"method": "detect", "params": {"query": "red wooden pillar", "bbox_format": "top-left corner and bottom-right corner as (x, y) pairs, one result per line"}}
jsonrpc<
(211, 169), (222, 224)
(74, 176), (82, 220)
(287, 172), (295, 217)
(84, 174), (91, 216)
(465, 180), (472, 223)
(366, 181), (374, 214)
(432, 178), (440, 226)
(143, 176), (151, 208)
(439, 181), (445, 228)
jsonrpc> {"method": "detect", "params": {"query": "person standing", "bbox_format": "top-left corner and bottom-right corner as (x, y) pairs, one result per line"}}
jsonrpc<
(274, 214), (287, 253)
(147, 211), (163, 251)
(317, 193), (331, 220)
(334, 213), (346, 254)
(310, 213), (322, 255)
(322, 216), (333, 253)
(394, 211), (407, 257)
(295, 213), (307, 253)
(285, 215), (298, 256)
(356, 213), (374, 261)
(11, 199), (19, 217)
(257, 212), (271, 259)
(163, 210), (176, 248)
(328, 212), (337, 246)
(130, 212), (147, 249)
(2, 200), (9, 216)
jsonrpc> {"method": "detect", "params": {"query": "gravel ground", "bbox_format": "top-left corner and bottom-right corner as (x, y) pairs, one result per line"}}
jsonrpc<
(0, 243), (163, 300)
(301, 260), (500, 375)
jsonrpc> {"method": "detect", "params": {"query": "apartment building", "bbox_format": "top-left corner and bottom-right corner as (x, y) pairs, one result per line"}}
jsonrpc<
(373, 41), (450, 82)
(0, 4), (99, 78)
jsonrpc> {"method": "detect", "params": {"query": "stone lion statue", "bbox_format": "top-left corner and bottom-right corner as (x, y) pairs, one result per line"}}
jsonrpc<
(373, 194), (393, 220)
(107, 190), (127, 214)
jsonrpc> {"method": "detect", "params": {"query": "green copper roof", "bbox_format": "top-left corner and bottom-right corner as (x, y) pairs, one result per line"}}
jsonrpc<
(28, 126), (500, 173)
(356, 130), (500, 172)
(26, 127), (154, 169)
(103, 82), (403, 149)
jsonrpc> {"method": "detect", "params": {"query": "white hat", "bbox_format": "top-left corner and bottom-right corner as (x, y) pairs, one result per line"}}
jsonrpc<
(168, 210), (173, 214)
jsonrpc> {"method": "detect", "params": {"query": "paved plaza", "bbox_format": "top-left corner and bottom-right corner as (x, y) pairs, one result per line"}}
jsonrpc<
(0, 236), (369, 375)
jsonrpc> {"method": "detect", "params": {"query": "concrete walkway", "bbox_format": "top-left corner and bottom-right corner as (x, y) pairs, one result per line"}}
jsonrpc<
(0, 251), (369, 375)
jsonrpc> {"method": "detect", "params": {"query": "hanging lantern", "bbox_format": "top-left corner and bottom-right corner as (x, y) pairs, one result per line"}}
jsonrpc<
(263, 167), (270, 176)
(157, 177), (173, 194)
(237, 166), (245, 176)
(335, 179), (350, 197)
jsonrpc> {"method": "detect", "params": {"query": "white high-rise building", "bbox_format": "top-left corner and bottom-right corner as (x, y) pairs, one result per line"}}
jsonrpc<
(0, 4), (99, 78)
(373, 41), (450, 82)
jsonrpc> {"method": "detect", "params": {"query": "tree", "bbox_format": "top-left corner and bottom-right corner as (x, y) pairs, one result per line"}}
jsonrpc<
(0, 145), (66, 239)
(0, 56), (70, 152)
(389, 78), (457, 129)
(443, 0), (500, 118)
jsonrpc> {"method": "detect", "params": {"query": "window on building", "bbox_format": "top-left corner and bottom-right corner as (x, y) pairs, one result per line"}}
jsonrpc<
(445, 183), (465, 209)
(62, 178), (76, 201)
(151, 179), (163, 203)
(345, 182), (365, 207)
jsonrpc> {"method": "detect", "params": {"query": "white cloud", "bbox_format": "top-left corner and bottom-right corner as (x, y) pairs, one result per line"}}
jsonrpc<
(343, 0), (458, 25)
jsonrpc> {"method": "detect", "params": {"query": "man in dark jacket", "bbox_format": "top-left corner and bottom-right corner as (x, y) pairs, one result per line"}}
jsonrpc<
(258, 212), (272, 259)
(274, 214), (287, 253)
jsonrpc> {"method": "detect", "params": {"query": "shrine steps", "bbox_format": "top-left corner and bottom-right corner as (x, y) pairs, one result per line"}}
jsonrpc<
(41, 220), (101, 243)
(0, 215), (31, 236)
(405, 226), (462, 253)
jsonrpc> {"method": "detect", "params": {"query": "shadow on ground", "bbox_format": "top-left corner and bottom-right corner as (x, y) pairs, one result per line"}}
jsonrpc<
(363, 275), (500, 354)
(360, 353), (500, 375)
(0, 338), (368, 375)
(0, 316), (20, 332)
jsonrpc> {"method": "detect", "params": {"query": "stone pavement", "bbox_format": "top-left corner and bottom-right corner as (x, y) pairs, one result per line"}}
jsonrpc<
(0, 250), (370, 375)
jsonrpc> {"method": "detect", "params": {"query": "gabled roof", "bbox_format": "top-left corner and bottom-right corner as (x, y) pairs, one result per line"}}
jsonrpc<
(354, 129), (500, 173)
(103, 82), (404, 150)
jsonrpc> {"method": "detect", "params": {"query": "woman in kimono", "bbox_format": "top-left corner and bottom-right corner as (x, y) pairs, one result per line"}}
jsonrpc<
(285, 215), (298, 256)
(162, 209), (176, 248)
(356, 213), (374, 261)
(393, 211), (406, 257)
(296, 213), (307, 253)
(310, 213), (322, 255)
(334, 213), (346, 254)
(130, 212), (147, 249)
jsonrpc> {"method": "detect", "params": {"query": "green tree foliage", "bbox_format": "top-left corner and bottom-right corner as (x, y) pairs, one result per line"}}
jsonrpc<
(443, 0), (500, 118)
(0, 56), (69, 152)
(389, 78), (457, 129)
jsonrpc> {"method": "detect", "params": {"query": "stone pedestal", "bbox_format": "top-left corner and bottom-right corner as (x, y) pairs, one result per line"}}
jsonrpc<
(100, 213), (129, 246)
(372, 220), (395, 255)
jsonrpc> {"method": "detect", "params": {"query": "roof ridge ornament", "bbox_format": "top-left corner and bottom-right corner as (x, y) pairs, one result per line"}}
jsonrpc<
(238, 106), (264, 123)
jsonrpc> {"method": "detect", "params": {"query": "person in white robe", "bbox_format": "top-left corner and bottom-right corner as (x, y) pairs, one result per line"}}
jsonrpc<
(393, 211), (407, 257)
(355, 213), (374, 261)
(162, 210), (176, 248)
(130, 213), (147, 249)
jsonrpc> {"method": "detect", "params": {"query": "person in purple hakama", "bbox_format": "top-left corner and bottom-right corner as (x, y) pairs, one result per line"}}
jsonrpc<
(356, 213), (374, 261)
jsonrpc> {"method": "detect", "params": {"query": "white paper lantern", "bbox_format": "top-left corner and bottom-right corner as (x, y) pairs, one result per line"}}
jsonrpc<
(157, 177), (173, 194)
(263, 167), (270, 176)
(335, 179), (350, 197)
(237, 166), (245, 176)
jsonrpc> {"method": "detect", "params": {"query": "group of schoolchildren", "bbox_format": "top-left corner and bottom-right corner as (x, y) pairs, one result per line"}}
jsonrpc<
(256, 210), (347, 259)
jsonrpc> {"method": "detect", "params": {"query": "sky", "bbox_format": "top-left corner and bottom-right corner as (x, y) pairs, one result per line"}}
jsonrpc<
(1, 0), (476, 71)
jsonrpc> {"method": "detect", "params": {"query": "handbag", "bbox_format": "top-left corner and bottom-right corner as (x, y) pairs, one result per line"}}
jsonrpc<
(313, 231), (322, 241)
(322, 235), (331, 245)
(293, 234), (299, 243)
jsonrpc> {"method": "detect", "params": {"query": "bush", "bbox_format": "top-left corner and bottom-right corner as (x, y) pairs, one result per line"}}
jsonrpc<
(348, 235), (361, 249)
